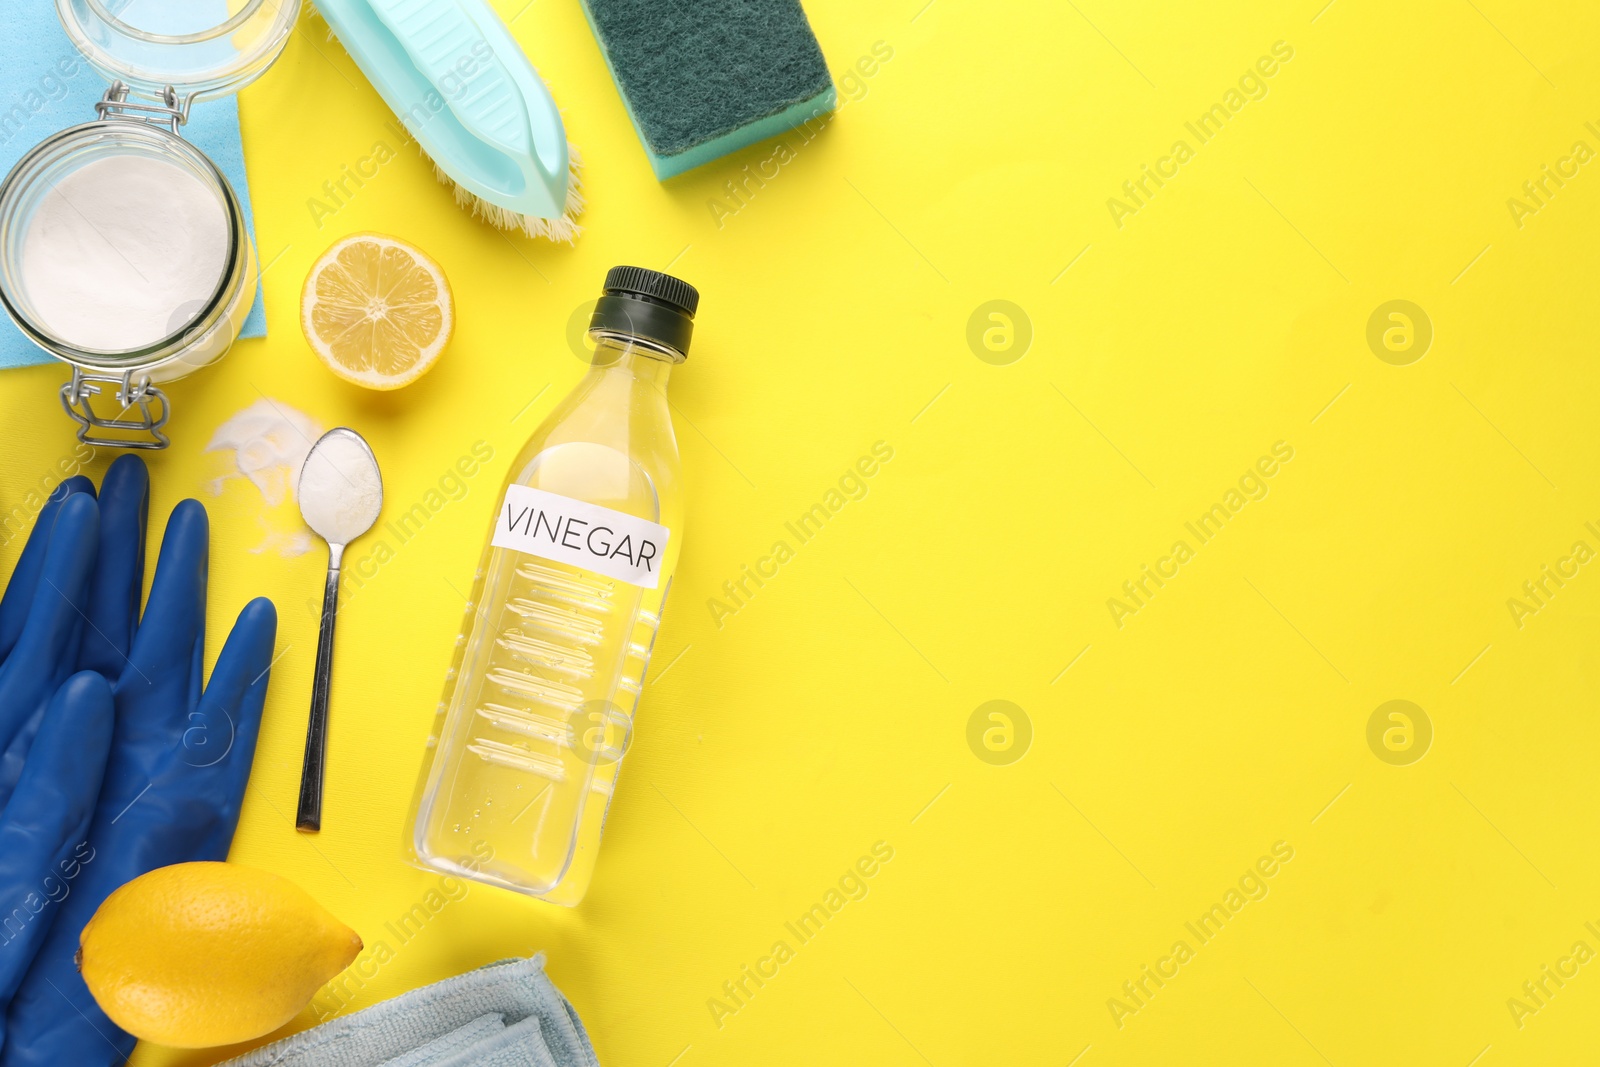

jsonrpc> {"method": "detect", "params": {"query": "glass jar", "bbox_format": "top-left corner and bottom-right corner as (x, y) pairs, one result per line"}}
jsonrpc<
(0, 0), (297, 449)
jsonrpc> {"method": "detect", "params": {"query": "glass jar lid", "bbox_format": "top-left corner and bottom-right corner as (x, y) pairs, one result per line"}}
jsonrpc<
(56, 0), (298, 103)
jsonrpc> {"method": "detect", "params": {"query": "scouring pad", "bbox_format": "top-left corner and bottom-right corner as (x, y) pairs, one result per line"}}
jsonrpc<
(578, 0), (837, 180)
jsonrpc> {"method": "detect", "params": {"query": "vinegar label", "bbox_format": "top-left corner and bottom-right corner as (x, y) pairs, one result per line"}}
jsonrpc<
(492, 485), (669, 588)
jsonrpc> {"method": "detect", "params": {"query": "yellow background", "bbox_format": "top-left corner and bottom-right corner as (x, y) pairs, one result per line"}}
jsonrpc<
(3, 0), (1599, 1063)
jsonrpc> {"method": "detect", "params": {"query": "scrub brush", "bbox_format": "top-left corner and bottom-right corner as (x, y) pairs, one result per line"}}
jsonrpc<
(578, 0), (836, 180)
(313, 0), (582, 241)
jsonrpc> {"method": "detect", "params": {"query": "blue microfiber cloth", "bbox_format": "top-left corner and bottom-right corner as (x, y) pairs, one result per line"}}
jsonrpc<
(219, 957), (599, 1067)
(578, 0), (836, 180)
(0, 0), (266, 371)
(378, 1014), (507, 1067)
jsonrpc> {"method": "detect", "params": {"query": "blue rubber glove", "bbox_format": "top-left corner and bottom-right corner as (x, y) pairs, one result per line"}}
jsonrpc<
(0, 482), (113, 1043)
(0, 489), (112, 1049)
(1, 456), (279, 1066)
(0, 483), (99, 805)
(0, 671), (114, 1043)
(0, 477), (95, 664)
(76, 453), (148, 686)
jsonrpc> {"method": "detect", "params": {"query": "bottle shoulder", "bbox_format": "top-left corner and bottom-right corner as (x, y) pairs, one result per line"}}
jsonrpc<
(505, 411), (681, 525)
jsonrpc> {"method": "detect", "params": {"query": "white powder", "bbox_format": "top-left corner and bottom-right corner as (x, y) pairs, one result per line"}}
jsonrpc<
(207, 400), (324, 557)
(19, 153), (229, 350)
(299, 433), (382, 545)
(207, 400), (323, 505)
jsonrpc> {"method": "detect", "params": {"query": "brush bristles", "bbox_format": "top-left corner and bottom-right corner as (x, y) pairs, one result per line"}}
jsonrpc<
(320, 17), (585, 243)
(430, 142), (585, 244)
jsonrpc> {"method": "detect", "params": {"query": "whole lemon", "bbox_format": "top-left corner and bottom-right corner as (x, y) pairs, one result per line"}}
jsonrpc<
(78, 862), (362, 1048)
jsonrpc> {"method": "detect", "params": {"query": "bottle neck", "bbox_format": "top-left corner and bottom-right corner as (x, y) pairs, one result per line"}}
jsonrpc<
(589, 335), (674, 393)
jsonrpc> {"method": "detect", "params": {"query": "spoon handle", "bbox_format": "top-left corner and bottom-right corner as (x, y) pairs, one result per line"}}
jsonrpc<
(296, 557), (343, 832)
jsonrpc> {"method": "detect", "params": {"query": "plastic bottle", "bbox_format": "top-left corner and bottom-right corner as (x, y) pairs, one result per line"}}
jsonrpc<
(408, 266), (697, 904)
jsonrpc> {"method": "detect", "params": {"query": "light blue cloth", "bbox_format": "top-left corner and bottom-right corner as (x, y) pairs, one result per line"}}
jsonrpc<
(220, 957), (600, 1067)
(0, 0), (266, 370)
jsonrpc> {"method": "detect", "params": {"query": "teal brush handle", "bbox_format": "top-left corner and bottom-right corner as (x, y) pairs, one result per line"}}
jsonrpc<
(314, 0), (572, 225)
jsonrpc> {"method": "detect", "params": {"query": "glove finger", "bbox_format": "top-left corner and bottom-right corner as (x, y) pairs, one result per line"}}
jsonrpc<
(0, 478), (95, 663)
(79, 456), (148, 680)
(0, 601), (276, 1067)
(120, 499), (206, 700)
(180, 597), (277, 857)
(102, 598), (278, 860)
(0, 494), (99, 782)
(0, 672), (112, 1024)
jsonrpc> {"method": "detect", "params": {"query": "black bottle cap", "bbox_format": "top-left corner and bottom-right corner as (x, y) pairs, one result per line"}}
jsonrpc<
(589, 265), (699, 359)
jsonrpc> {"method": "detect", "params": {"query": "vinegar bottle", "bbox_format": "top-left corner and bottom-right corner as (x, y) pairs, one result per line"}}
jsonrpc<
(409, 266), (697, 904)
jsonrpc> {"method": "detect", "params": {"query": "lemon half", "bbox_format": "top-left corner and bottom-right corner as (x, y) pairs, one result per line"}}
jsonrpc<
(301, 232), (453, 390)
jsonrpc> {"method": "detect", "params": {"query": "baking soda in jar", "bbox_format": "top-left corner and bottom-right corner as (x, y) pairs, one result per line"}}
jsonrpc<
(19, 154), (230, 351)
(0, 0), (297, 446)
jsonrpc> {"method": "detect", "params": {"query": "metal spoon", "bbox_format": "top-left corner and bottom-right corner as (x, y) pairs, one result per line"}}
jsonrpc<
(295, 428), (383, 833)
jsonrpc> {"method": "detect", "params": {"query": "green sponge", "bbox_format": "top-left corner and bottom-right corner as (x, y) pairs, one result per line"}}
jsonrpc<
(578, 0), (836, 180)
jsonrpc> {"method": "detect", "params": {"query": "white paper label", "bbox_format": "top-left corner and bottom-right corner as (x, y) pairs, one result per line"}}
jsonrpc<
(491, 485), (669, 589)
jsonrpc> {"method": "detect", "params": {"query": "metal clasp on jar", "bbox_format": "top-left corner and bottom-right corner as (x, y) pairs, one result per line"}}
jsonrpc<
(60, 368), (170, 450)
(95, 82), (193, 133)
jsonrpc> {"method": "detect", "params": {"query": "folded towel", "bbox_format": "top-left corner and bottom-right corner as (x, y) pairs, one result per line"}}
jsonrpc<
(0, 0), (267, 370)
(423, 1015), (558, 1067)
(377, 1014), (506, 1067)
(221, 957), (598, 1067)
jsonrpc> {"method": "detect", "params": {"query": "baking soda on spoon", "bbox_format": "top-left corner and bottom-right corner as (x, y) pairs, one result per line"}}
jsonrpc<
(295, 429), (383, 833)
(299, 434), (383, 543)
(19, 154), (229, 350)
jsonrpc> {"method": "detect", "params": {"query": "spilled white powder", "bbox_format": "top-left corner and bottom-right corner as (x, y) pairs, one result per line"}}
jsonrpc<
(20, 154), (229, 350)
(206, 399), (323, 557)
(299, 433), (382, 545)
